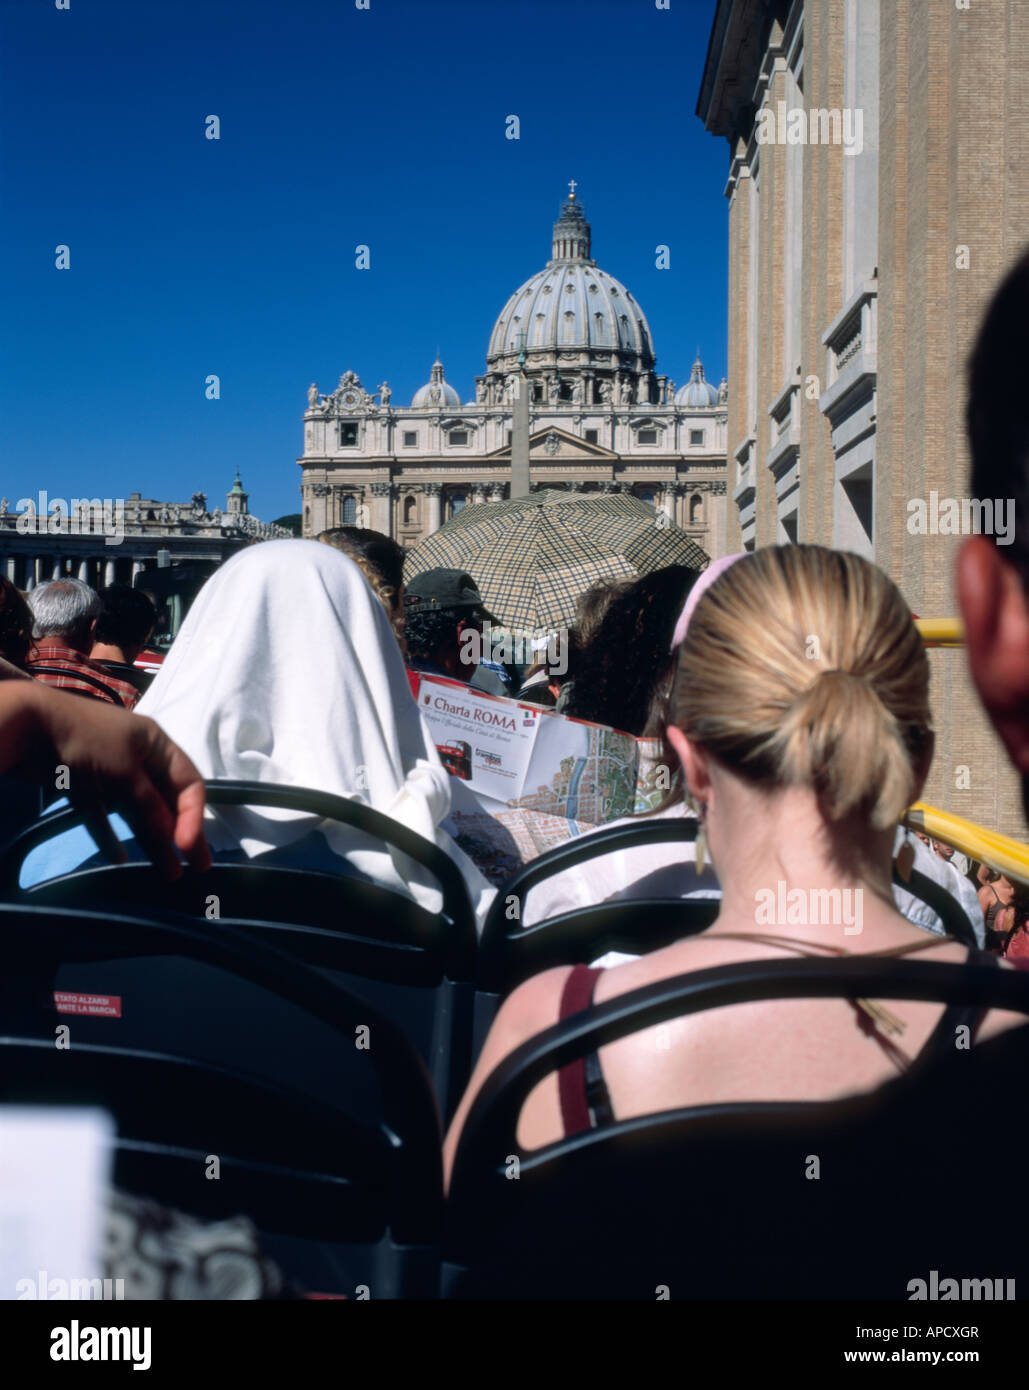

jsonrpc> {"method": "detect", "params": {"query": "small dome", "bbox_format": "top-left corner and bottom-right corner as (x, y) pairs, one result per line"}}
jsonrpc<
(676, 355), (720, 408)
(412, 358), (461, 409)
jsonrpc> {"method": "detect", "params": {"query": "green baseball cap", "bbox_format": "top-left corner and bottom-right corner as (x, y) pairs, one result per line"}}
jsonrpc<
(404, 568), (498, 622)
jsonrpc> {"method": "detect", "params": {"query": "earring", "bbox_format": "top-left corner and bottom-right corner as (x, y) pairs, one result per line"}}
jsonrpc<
(695, 801), (708, 875)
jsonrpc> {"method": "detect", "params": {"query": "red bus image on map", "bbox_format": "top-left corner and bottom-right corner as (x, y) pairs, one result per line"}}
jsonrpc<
(436, 740), (473, 781)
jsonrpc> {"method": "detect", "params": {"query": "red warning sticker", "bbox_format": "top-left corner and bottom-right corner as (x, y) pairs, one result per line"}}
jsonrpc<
(53, 992), (122, 1018)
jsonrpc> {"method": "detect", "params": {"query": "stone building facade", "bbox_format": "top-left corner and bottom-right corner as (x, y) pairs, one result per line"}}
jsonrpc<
(0, 472), (289, 591)
(298, 191), (729, 556)
(697, 0), (1029, 837)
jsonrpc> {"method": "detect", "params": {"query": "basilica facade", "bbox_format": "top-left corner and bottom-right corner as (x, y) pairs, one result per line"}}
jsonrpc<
(298, 191), (729, 556)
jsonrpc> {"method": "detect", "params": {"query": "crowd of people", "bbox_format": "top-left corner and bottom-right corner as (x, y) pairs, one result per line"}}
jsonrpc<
(3, 249), (1029, 1296)
(0, 575), (157, 707)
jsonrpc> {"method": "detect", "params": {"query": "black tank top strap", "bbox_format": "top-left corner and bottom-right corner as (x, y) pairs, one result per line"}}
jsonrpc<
(917, 945), (1000, 1062)
(557, 965), (615, 1137)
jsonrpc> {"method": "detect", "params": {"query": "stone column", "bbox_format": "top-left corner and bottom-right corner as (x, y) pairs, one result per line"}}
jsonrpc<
(131, 560), (145, 581)
(661, 483), (681, 524)
(104, 559), (116, 587)
(308, 483), (330, 534)
(78, 559), (89, 582)
(424, 483), (442, 534)
(370, 482), (392, 535)
(471, 485), (487, 507)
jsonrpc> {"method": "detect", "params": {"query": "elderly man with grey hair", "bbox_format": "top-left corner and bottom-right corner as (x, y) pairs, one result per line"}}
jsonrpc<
(26, 579), (139, 708)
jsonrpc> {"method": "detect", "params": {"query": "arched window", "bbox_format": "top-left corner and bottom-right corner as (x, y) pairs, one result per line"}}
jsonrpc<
(689, 493), (703, 525)
(403, 494), (417, 525)
(636, 488), (656, 506)
(450, 492), (467, 518)
(342, 494), (357, 524)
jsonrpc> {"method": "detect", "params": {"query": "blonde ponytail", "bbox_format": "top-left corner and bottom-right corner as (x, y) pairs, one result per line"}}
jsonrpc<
(673, 546), (931, 830)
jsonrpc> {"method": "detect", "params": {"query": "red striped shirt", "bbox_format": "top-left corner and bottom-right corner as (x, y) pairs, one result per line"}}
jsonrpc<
(27, 640), (140, 709)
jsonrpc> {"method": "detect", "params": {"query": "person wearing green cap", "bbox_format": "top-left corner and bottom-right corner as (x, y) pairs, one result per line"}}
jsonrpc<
(403, 569), (511, 696)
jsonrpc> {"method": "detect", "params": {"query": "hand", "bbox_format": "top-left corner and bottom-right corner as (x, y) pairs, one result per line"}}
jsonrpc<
(1, 682), (211, 879)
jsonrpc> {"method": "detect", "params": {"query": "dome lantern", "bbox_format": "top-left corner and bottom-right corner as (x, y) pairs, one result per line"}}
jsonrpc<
(551, 180), (592, 263)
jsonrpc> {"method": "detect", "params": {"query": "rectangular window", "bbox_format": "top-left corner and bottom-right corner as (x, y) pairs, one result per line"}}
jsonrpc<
(689, 429), (705, 447)
(638, 428), (658, 445)
(339, 421), (359, 447)
(403, 431), (418, 447)
(584, 429), (598, 444)
(449, 431), (469, 446)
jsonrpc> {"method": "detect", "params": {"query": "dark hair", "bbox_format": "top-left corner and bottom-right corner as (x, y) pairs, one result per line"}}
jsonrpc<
(563, 576), (632, 684)
(94, 585), (156, 652)
(967, 246), (1029, 586)
(317, 527), (405, 591)
(563, 565), (699, 737)
(1000, 882), (1029, 955)
(405, 607), (470, 667)
(0, 576), (32, 666)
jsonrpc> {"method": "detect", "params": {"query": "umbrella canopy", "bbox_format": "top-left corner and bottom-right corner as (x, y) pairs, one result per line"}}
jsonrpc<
(403, 489), (709, 637)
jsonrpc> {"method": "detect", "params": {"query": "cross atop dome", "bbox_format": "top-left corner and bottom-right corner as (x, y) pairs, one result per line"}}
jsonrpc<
(568, 179), (577, 200)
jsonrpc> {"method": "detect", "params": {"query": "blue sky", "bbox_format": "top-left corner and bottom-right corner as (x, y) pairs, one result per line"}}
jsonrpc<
(0, 0), (728, 524)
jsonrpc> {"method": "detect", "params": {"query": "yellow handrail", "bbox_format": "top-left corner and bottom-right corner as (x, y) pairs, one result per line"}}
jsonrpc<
(904, 803), (1029, 887)
(908, 623), (1029, 878)
(915, 617), (965, 647)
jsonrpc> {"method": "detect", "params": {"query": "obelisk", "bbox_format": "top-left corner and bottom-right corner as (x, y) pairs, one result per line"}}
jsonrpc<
(510, 361), (531, 498)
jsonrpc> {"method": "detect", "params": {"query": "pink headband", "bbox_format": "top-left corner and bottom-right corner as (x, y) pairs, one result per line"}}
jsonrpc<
(671, 552), (747, 650)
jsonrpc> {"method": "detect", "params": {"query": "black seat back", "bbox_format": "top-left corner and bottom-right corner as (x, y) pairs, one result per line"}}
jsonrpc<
(445, 957), (1029, 1299)
(0, 781), (478, 1120)
(474, 819), (982, 1052)
(0, 901), (442, 1297)
(475, 821), (715, 1051)
(481, 821), (709, 979)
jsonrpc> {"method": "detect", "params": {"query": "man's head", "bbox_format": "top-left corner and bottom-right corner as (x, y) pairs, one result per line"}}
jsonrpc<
(957, 247), (1029, 811)
(27, 578), (100, 654)
(403, 569), (494, 678)
(93, 585), (157, 664)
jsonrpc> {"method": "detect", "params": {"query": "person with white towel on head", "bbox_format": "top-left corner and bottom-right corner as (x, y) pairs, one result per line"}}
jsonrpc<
(20, 540), (496, 929)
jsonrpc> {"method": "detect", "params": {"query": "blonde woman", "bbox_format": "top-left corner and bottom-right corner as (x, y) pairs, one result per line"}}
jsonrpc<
(445, 545), (1023, 1175)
